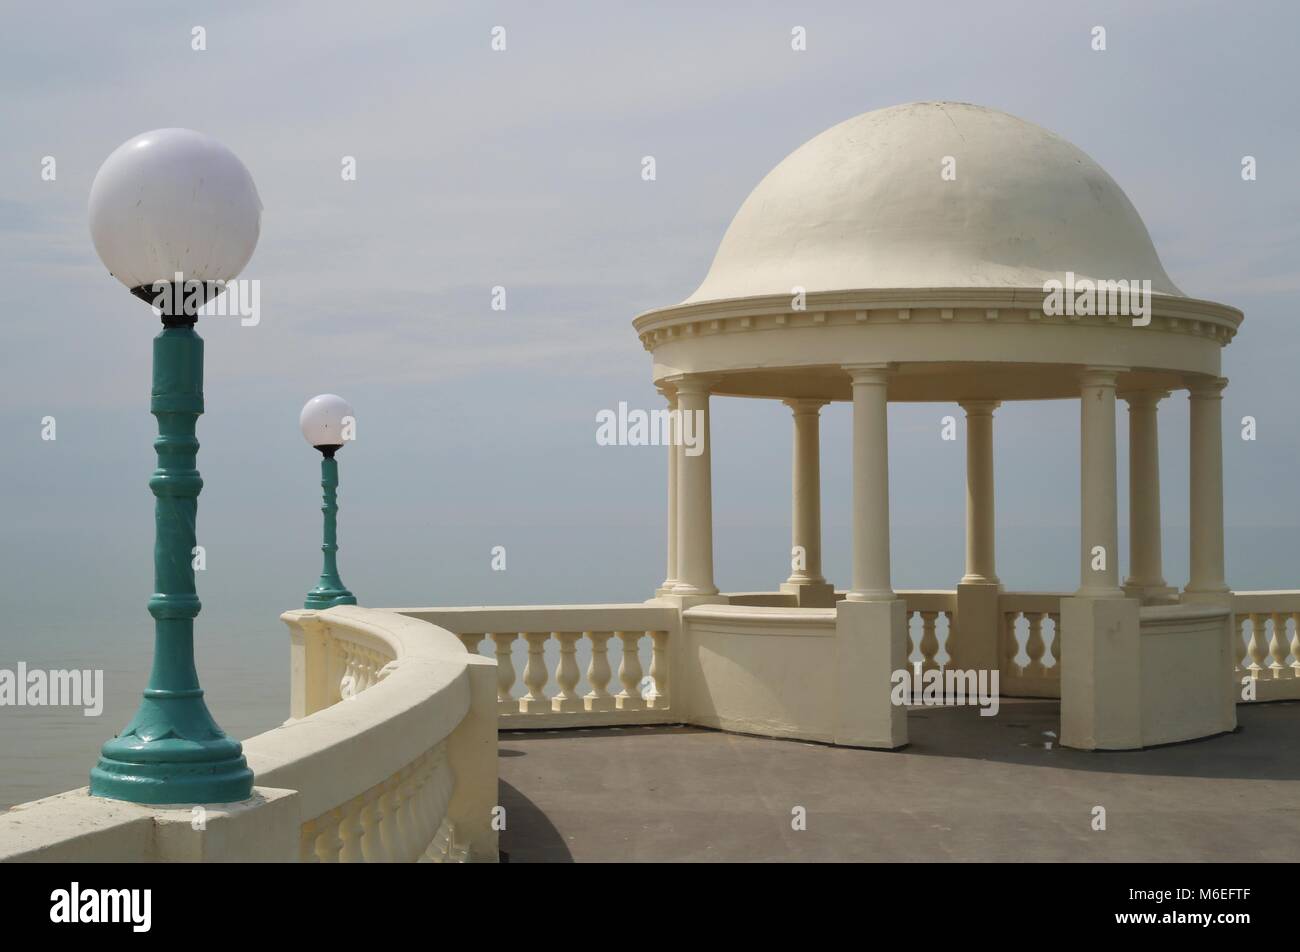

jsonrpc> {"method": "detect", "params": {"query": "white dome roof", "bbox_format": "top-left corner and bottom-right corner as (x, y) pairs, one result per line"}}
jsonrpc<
(685, 102), (1182, 304)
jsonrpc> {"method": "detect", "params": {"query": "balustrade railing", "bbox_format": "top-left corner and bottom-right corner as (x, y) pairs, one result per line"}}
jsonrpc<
(397, 605), (678, 727)
(246, 607), (497, 862)
(0, 606), (498, 863)
(899, 590), (957, 672)
(1232, 592), (1300, 702)
(998, 592), (1067, 697)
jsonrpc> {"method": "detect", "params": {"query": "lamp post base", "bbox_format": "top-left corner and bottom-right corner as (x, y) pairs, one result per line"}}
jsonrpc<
(91, 695), (253, 805)
(304, 587), (357, 610)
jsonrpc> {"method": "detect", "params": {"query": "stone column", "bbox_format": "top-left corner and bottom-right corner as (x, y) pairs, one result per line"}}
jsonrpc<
(959, 400), (1000, 585)
(845, 364), (893, 602)
(1186, 377), (1229, 602)
(672, 376), (718, 596)
(1079, 367), (1124, 597)
(1122, 390), (1174, 603)
(780, 398), (833, 606)
(952, 400), (1002, 672)
(655, 384), (679, 596)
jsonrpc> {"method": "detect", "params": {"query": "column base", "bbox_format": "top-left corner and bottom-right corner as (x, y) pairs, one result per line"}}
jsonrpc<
(654, 591), (728, 609)
(844, 589), (895, 603)
(780, 579), (836, 608)
(1075, 585), (1127, 600)
(1181, 587), (1232, 606)
(952, 581), (1003, 672)
(1122, 581), (1180, 605)
(671, 582), (720, 597)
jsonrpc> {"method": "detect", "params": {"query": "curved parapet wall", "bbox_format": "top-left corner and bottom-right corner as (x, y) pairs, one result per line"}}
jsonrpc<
(246, 607), (498, 862)
(0, 607), (498, 863)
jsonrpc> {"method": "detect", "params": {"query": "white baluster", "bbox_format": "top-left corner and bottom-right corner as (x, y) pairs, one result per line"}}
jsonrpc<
(491, 632), (519, 712)
(1246, 613), (1266, 679)
(460, 632), (486, 654)
(1290, 613), (1300, 680)
(584, 631), (616, 712)
(552, 631), (584, 712)
(313, 810), (343, 863)
(616, 631), (645, 710)
(359, 791), (384, 862)
(299, 822), (319, 863)
(520, 632), (551, 713)
(377, 783), (401, 862)
(1025, 613), (1047, 677)
(415, 754), (438, 855)
(339, 645), (357, 700)
(1268, 613), (1287, 679)
(396, 772), (418, 861)
(920, 611), (939, 673)
(338, 800), (365, 863)
(646, 630), (670, 710)
(1002, 612), (1021, 675)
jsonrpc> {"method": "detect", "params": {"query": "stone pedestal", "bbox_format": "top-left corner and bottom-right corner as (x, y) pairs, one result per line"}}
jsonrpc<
(834, 599), (908, 749)
(952, 581), (1002, 672)
(1060, 595), (1141, 750)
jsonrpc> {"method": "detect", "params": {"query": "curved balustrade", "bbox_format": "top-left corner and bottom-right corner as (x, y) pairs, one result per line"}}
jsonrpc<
(0, 606), (498, 864)
(246, 607), (497, 862)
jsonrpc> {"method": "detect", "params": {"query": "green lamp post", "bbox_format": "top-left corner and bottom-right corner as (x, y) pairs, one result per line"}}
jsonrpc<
(86, 129), (260, 804)
(301, 394), (358, 609)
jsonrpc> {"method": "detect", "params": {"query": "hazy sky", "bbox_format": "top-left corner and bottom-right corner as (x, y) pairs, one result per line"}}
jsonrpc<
(3, 0), (1299, 654)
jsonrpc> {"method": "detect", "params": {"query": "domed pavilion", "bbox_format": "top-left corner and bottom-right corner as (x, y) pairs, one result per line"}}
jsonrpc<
(635, 102), (1243, 750)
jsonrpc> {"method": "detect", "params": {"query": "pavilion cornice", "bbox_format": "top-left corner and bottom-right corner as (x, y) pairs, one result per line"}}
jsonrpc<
(633, 287), (1243, 352)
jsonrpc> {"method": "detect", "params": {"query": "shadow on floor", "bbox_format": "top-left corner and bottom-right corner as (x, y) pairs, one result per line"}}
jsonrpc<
(498, 774), (574, 863)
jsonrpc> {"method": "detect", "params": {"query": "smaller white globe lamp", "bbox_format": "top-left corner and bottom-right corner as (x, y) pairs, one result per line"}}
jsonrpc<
(300, 393), (355, 454)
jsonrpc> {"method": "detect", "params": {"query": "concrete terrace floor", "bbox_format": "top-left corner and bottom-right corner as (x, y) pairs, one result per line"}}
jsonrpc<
(498, 699), (1300, 862)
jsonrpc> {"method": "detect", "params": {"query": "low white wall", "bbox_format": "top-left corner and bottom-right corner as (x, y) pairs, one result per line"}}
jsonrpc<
(1062, 596), (1236, 750)
(679, 605), (838, 741)
(0, 607), (498, 864)
(1138, 603), (1236, 747)
(679, 600), (907, 749)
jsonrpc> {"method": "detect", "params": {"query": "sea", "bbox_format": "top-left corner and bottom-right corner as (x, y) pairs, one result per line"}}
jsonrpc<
(2, 523), (1294, 809)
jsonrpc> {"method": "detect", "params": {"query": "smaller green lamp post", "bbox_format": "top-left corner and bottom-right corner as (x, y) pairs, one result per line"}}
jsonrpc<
(301, 394), (359, 609)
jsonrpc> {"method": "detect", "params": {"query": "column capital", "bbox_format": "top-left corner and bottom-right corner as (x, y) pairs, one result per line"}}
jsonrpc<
(664, 373), (717, 397)
(958, 399), (1001, 416)
(782, 397), (829, 416)
(843, 362), (895, 385)
(1186, 375), (1229, 399)
(1079, 365), (1127, 389)
(654, 380), (678, 402)
(1119, 389), (1170, 409)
